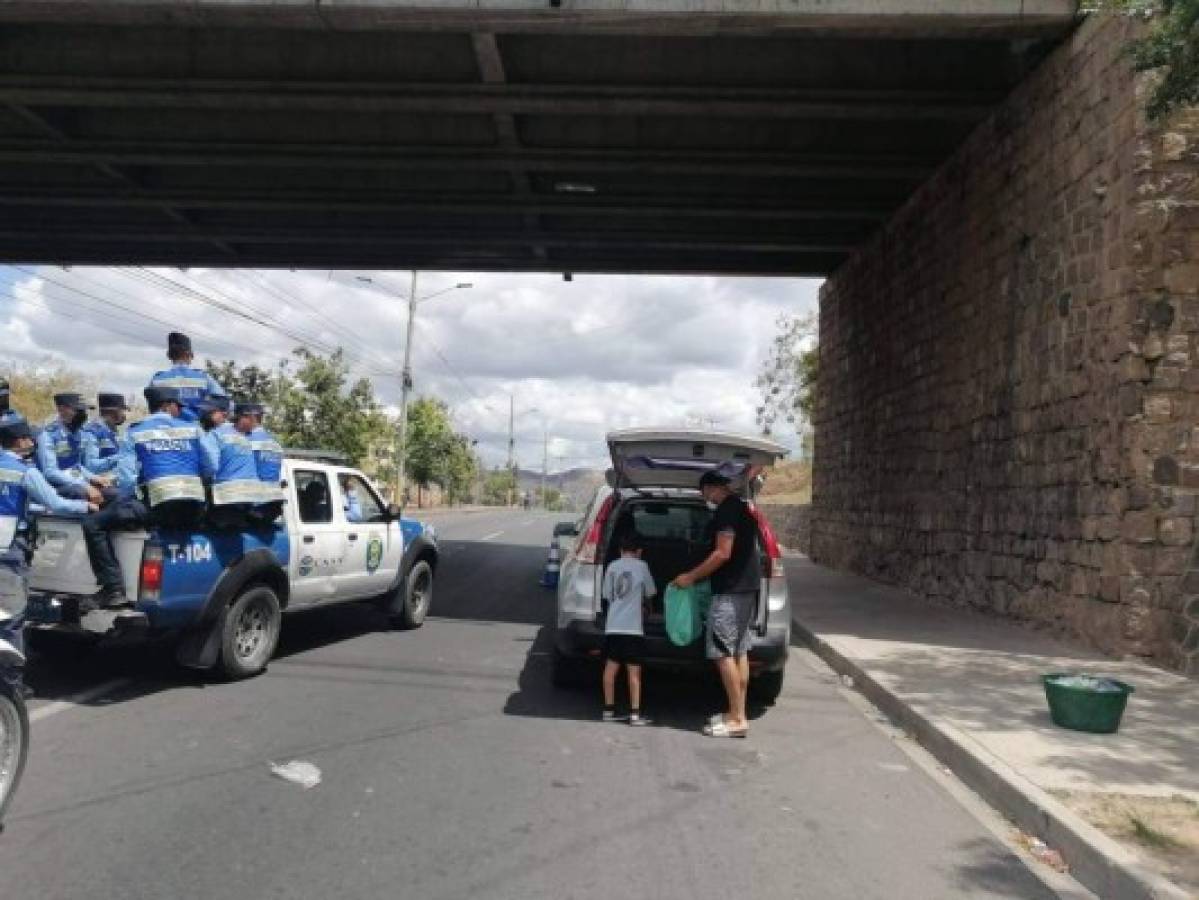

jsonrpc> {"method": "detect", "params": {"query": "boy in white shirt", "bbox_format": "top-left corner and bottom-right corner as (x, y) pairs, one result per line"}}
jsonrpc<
(600, 533), (657, 725)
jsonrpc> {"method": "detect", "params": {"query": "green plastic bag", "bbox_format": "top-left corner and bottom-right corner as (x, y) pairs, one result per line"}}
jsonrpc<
(664, 580), (713, 647)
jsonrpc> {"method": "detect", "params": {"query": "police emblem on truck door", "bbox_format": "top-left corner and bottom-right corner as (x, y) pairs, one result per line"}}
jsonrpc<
(365, 536), (384, 574)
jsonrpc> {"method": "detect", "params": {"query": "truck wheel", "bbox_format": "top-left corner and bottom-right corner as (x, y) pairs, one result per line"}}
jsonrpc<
(218, 586), (281, 680)
(0, 680), (30, 827)
(550, 645), (586, 689)
(748, 669), (784, 706)
(388, 560), (432, 630)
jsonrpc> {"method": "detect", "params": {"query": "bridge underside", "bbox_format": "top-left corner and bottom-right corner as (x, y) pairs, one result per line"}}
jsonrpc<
(0, 1), (1078, 275)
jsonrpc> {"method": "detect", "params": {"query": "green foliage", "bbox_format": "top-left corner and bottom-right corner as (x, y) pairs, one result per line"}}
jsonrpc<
(205, 359), (278, 405)
(1, 361), (96, 424)
(538, 487), (565, 512)
(1088, 0), (1199, 120)
(404, 396), (477, 503)
(755, 313), (818, 436)
(482, 468), (516, 506)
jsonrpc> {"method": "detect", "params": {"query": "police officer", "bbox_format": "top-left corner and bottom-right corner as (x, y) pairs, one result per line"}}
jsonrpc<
(0, 379), (22, 427)
(202, 402), (262, 530)
(81, 386), (214, 608)
(248, 404), (285, 524)
(0, 420), (96, 643)
(149, 331), (227, 423)
(81, 392), (130, 477)
(36, 393), (105, 502)
(197, 394), (230, 434)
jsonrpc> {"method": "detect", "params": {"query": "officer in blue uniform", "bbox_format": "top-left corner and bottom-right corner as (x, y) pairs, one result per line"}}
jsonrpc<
(149, 331), (227, 423)
(0, 420), (95, 646)
(35, 393), (105, 501)
(202, 402), (262, 530)
(248, 404), (285, 524)
(81, 392), (130, 477)
(80, 386), (214, 608)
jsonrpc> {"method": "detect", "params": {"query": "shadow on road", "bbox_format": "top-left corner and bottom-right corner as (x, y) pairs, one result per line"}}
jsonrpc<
(502, 625), (774, 733)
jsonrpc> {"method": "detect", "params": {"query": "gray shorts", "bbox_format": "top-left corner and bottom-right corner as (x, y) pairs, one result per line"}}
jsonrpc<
(705, 592), (755, 660)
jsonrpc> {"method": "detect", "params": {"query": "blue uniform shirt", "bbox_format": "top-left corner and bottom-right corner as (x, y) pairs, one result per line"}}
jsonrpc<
(128, 412), (215, 507)
(202, 424), (261, 505)
(81, 420), (122, 474)
(149, 365), (227, 423)
(35, 419), (92, 496)
(0, 449), (89, 551)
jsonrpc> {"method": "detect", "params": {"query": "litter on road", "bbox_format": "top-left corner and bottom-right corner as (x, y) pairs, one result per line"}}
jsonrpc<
(269, 760), (322, 790)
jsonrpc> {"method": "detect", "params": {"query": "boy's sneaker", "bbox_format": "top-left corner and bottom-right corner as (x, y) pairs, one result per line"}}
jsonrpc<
(602, 708), (624, 723)
(627, 713), (651, 727)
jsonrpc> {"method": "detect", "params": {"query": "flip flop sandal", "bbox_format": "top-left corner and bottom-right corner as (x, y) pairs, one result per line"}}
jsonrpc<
(702, 721), (748, 739)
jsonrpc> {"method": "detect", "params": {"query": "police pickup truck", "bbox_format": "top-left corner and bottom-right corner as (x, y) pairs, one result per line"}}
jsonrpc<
(24, 451), (438, 679)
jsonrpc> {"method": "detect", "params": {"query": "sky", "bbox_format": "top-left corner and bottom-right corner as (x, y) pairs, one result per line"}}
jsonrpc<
(0, 265), (820, 472)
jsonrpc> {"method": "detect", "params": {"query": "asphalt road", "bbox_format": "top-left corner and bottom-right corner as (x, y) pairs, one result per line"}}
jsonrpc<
(2, 509), (1070, 899)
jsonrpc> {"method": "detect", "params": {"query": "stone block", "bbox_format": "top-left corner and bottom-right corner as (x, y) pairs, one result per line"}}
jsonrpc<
(1159, 516), (1195, 547)
(1121, 510), (1158, 543)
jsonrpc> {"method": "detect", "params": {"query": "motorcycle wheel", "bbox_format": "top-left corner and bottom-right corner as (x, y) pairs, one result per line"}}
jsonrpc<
(0, 679), (30, 827)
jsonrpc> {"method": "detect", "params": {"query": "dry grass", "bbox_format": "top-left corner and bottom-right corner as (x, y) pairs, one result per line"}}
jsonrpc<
(759, 461), (812, 505)
(1051, 791), (1199, 894)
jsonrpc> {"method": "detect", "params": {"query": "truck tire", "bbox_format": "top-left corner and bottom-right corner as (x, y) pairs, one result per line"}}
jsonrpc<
(217, 585), (282, 680)
(0, 680), (29, 827)
(748, 668), (784, 706)
(550, 645), (586, 690)
(387, 560), (432, 630)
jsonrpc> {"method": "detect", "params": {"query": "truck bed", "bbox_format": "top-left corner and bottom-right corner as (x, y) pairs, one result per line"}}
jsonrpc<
(31, 517), (146, 600)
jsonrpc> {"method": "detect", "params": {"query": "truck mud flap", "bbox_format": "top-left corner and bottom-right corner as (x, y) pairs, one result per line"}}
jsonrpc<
(175, 606), (228, 670)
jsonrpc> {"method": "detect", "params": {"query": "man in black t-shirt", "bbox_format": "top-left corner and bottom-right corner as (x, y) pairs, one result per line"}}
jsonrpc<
(672, 470), (760, 738)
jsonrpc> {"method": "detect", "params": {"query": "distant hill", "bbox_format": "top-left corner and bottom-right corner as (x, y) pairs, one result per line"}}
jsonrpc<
(514, 466), (605, 510)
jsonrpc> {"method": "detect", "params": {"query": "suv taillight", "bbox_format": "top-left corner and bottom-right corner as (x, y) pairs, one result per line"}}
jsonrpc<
(140, 543), (164, 602)
(575, 494), (615, 564)
(749, 503), (785, 578)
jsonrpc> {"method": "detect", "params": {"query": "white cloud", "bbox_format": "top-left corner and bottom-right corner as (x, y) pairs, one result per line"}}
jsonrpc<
(0, 266), (820, 471)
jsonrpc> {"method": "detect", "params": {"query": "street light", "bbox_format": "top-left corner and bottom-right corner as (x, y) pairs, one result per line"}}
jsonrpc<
(353, 273), (473, 507)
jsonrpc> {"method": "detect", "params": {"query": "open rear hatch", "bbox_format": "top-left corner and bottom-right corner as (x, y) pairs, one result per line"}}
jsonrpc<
(606, 428), (788, 494)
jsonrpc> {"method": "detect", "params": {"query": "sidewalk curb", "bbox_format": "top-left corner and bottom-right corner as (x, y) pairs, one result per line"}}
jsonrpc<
(792, 616), (1190, 900)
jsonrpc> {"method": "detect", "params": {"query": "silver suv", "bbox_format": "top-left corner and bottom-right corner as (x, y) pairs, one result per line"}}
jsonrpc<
(552, 428), (790, 704)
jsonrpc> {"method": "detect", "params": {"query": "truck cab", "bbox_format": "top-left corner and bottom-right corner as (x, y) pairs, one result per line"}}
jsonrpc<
(26, 453), (438, 679)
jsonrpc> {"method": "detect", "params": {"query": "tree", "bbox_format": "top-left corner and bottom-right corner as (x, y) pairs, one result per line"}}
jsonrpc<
(1087, 1), (1198, 120)
(205, 359), (279, 405)
(2, 361), (96, 425)
(482, 468), (516, 506)
(755, 313), (818, 436)
(404, 397), (477, 505)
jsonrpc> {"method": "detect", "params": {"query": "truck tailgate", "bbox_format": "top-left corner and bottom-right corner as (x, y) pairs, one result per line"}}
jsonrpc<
(30, 517), (145, 599)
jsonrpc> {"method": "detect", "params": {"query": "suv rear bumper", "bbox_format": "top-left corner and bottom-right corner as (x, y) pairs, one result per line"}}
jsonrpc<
(555, 618), (787, 673)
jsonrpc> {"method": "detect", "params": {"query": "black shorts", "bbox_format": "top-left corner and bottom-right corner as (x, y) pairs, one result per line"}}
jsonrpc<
(604, 634), (645, 664)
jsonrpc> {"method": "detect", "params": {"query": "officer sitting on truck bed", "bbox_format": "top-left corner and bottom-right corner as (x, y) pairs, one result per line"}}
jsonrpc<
(80, 385), (214, 610)
(201, 401), (262, 531)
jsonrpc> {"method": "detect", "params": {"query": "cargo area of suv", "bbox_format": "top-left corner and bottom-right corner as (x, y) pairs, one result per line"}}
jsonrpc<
(553, 429), (791, 704)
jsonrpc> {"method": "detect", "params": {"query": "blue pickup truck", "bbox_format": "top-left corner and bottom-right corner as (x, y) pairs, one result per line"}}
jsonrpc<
(25, 454), (438, 679)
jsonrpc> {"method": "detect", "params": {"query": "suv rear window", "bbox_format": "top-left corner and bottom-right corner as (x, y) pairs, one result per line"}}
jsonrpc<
(630, 504), (711, 542)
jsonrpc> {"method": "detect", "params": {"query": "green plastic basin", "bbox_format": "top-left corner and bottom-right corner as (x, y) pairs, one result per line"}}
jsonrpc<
(1042, 673), (1134, 734)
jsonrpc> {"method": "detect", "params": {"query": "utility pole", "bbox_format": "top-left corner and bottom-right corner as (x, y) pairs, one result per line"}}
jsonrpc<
(394, 269), (418, 507)
(541, 427), (548, 510)
(507, 393), (516, 507)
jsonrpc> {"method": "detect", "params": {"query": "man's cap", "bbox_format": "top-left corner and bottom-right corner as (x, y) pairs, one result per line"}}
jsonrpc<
(698, 470), (731, 488)
(53, 392), (90, 410)
(144, 385), (182, 407)
(233, 401), (259, 418)
(0, 419), (33, 443)
(243, 402), (266, 417)
(97, 392), (129, 411)
(198, 395), (231, 415)
(167, 331), (192, 355)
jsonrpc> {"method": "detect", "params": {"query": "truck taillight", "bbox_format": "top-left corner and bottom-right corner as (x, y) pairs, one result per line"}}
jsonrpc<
(575, 494), (615, 565)
(748, 503), (785, 579)
(140, 544), (163, 602)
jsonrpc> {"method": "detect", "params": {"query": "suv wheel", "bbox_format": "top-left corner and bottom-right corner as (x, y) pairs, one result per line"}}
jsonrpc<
(748, 669), (784, 706)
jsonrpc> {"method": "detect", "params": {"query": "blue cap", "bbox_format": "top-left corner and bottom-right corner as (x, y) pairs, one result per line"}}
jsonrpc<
(198, 395), (231, 415)
(0, 420), (33, 443)
(144, 385), (181, 408)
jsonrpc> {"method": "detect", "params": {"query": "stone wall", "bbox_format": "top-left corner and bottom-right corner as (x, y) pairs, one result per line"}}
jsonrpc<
(811, 14), (1199, 672)
(759, 503), (811, 556)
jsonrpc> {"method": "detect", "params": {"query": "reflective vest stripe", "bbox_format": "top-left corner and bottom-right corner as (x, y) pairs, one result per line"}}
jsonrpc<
(0, 515), (16, 549)
(153, 376), (208, 389)
(145, 475), (205, 507)
(0, 470), (22, 485)
(212, 480), (263, 506)
(133, 427), (202, 443)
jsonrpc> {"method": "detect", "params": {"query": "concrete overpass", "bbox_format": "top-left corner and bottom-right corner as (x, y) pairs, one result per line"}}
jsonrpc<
(0, 0), (1079, 274)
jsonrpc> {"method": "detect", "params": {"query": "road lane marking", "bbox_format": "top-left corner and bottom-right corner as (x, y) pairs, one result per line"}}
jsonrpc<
(30, 678), (131, 722)
(480, 530), (504, 541)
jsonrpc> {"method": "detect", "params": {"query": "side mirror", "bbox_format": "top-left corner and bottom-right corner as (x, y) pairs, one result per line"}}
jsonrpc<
(553, 521), (579, 538)
(387, 503), (403, 521)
